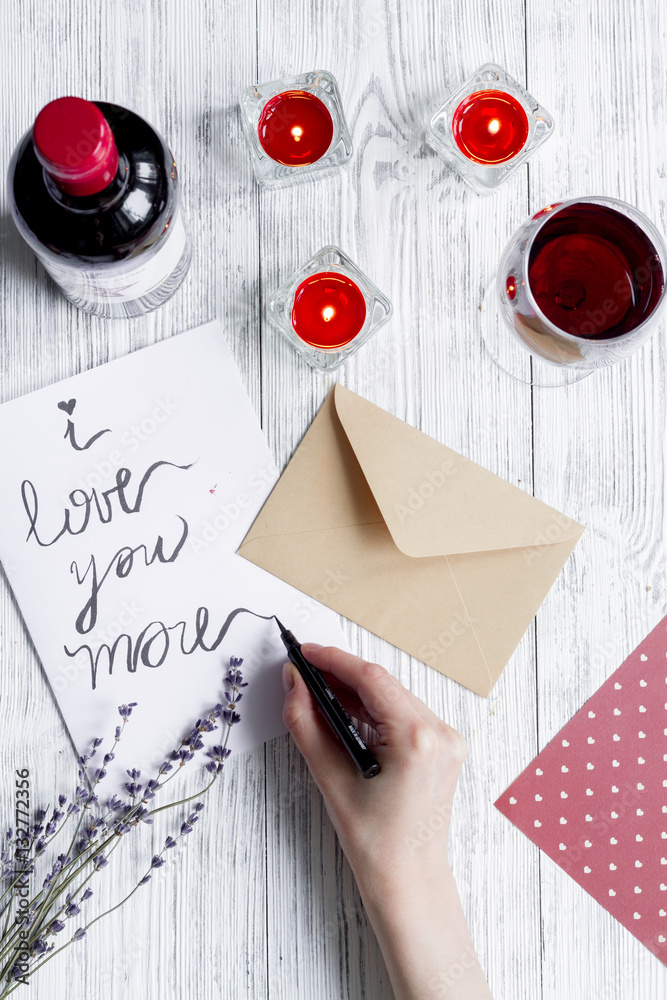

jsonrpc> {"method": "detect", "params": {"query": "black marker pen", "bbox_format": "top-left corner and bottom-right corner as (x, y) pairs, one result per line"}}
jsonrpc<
(276, 618), (381, 779)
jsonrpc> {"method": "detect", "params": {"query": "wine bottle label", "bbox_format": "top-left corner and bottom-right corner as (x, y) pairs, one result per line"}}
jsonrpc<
(35, 206), (188, 305)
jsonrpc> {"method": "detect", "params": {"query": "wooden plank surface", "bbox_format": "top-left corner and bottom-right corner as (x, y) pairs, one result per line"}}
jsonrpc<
(0, 0), (665, 998)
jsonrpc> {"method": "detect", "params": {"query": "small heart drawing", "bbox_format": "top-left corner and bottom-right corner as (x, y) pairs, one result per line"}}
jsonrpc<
(661, 858), (667, 865)
(640, 678), (647, 685)
(535, 794), (543, 802)
(587, 789), (594, 796)
(636, 835), (643, 842)
(610, 863), (617, 870)
(57, 398), (76, 415)
(634, 912), (641, 920)
(639, 705), (646, 712)
(612, 786), (619, 793)
(615, 682), (622, 689)
(509, 797), (517, 805)
(562, 765), (569, 773)
(661, 884), (667, 891)
(588, 737), (595, 744)
(635, 886), (642, 893)
(588, 711), (596, 719)
(585, 814), (593, 822)
(584, 840), (592, 848)
(660, 909), (666, 917)
(639, 757), (645, 764)
(611, 811), (619, 818)
(562, 739), (569, 747)
(536, 768), (543, 775)
(587, 763), (594, 770)
(613, 734), (621, 741)
(583, 866), (591, 873)
(534, 820), (542, 827)
(610, 837), (618, 844)
(609, 889), (616, 897)
(560, 817), (567, 825)
(612, 760), (620, 767)
(559, 843), (566, 851)
(662, 832), (667, 839)
(660, 936), (666, 943)
(639, 731), (646, 738)
(614, 708), (621, 715)
(640, 654), (648, 661)
(560, 791), (568, 799)
(635, 860), (643, 868)
(637, 809), (644, 816)
(637, 783), (644, 790)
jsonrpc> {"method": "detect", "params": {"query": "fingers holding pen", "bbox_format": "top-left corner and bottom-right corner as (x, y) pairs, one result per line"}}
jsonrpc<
(300, 644), (425, 748)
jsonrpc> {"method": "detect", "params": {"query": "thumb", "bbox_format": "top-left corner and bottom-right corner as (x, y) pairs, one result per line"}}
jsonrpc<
(281, 661), (355, 793)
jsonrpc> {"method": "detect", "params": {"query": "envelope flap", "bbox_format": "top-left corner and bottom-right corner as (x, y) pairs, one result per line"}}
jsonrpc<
(333, 385), (584, 558)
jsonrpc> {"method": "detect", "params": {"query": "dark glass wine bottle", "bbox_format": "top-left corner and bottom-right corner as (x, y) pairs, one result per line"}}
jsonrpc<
(8, 96), (191, 318)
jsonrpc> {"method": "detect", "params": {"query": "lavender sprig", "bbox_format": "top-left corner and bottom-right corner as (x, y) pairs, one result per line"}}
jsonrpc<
(0, 658), (246, 996)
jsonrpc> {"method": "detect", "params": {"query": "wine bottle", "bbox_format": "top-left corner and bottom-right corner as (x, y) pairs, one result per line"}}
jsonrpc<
(8, 96), (191, 318)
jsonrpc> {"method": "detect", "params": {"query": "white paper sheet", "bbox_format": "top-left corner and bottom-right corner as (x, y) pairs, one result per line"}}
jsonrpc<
(0, 322), (348, 784)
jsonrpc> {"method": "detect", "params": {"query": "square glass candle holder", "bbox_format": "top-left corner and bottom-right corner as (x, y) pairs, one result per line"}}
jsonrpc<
(267, 246), (392, 371)
(240, 70), (353, 187)
(426, 63), (554, 194)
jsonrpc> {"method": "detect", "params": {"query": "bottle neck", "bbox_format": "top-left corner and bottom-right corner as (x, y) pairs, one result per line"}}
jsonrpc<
(42, 152), (130, 213)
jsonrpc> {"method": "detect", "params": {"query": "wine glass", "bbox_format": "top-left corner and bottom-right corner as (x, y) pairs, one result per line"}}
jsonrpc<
(480, 196), (667, 387)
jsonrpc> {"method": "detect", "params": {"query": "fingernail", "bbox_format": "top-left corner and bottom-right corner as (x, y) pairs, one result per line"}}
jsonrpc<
(282, 661), (295, 693)
(301, 642), (323, 654)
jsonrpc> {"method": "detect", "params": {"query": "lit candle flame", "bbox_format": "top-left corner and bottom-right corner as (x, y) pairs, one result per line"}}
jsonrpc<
(322, 306), (335, 322)
(291, 126), (303, 140)
(487, 118), (501, 135)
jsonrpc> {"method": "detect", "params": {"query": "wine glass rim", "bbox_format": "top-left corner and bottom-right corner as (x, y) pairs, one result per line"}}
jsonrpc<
(519, 195), (667, 344)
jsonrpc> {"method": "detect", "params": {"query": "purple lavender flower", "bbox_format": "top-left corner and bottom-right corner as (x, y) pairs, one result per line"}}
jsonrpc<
(164, 836), (177, 850)
(82, 888), (93, 901)
(48, 919), (65, 935)
(139, 874), (151, 886)
(151, 855), (165, 868)
(180, 822), (193, 837)
(93, 853), (108, 871)
(118, 703), (138, 720)
(72, 927), (86, 941)
(65, 902), (81, 917)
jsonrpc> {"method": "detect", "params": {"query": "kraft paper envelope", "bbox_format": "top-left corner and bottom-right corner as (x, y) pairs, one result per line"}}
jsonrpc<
(238, 385), (585, 696)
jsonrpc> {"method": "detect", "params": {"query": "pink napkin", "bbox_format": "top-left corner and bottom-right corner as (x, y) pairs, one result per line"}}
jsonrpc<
(495, 615), (667, 964)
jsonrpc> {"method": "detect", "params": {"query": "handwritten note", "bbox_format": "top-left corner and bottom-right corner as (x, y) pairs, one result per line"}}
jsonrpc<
(0, 322), (348, 784)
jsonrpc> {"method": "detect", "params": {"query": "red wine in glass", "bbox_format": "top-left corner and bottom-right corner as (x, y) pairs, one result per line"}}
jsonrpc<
(527, 203), (664, 340)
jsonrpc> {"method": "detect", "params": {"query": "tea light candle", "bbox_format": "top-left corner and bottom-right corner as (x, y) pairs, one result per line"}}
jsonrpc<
(291, 271), (367, 349)
(451, 89), (529, 164)
(257, 90), (334, 167)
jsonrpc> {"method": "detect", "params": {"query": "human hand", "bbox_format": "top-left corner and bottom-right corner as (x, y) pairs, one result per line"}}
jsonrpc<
(281, 645), (492, 1000)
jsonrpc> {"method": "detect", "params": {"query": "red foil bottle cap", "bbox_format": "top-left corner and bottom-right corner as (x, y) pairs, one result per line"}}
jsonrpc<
(32, 97), (119, 196)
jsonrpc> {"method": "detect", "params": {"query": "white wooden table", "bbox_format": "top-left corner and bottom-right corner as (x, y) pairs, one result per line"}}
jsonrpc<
(1, 1), (666, 997)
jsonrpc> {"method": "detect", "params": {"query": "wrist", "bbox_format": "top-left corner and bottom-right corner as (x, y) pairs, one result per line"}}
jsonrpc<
(354, 863), (492, 1000)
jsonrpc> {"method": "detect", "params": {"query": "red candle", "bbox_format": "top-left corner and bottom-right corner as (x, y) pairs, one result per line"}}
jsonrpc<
(291, 272), (367, 349)
(257, 90), (334, 166)
(452, 89), (529, 165)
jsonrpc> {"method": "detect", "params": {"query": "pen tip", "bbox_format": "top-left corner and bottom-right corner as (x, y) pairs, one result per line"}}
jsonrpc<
(274, 615), (287, 633)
